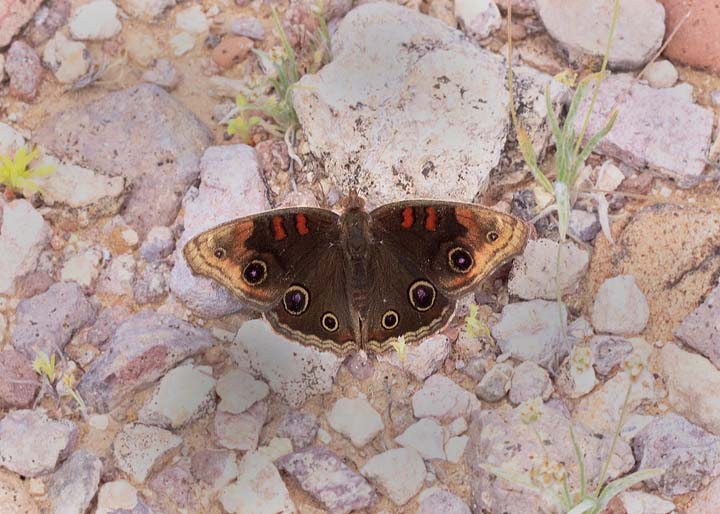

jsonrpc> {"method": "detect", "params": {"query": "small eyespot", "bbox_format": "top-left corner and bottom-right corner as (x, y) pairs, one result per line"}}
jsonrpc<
(408, 280), (436, 312)
(381, 310), (399, 330)
(214, 247), (227, 259)
(448, 246), (474, 274)
(242, 259), (267, 285)
(486, 231), (500, 243)
(321, 312), (339, 332)
(283, 285), (310, 315)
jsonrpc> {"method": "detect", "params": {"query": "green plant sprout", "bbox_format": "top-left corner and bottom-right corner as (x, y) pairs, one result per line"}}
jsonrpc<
(32, 351), (57, 382)
(0, 146), (56, 198)
(32, 349), (87, 418)
(482, 356), (663, 514)
(465, 303), (493, 340)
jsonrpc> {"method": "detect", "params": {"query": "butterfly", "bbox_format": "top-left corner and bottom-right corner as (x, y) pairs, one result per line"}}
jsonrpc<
(183, 194), (529, 355)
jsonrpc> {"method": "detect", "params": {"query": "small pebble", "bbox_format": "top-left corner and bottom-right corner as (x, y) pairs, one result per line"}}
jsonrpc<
(230, 16), (265, 40)
(6, 41), (43, 101)
(69, 0), (122, 40)
(644, 59), (678, 88)
(142, 59), (181, 90)
(175, 5), (209, 34)
(171, 32), (196, 56)
(212, 36), (253, 70)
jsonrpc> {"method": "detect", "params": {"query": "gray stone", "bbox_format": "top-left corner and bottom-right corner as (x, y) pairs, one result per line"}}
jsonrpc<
(508, 360), (553, 405)
(633, 413), (720, 496)
(412, 374), (480, 420)
(36, 84), (213, 237)
(0, 349), (39, 409)
(141, 59), (181, 90)
(133, 261), (170, 304)
(230, 16), (265, 40)
(148, 463), (193, 509)
(171, 145), (268, 318)
(113, 423), (182, 484)
(140, 226), (175, 262)
(96, 253), (136, 297)
(221, 452), (296, 514)
(190, 449), (238, 489)
(85, 305), (131, 347)
(569, 209), (601, 241)
(675, 281), (720, 369)
(77, 311), (215, 413)
(591, 275), (649, 335)
(0, 409), (77, 477)
(47, 450), (102, 514)
(12, 282), (97, 358)
(215, 401), (267, 451)
(417, 488), (471, 514)
(644, 60), (678, 88)
(475, 362), (513, 402)
(277, 410), (319, 449)
(277, 447), (377, 514)
(6, 41), (43, 101)
(575, 74), (713, 181)
(536, 0), (664, 70)
(491, 300), (569, 370)
(589, 335), (633, 375)
(361, 448), (425, 506)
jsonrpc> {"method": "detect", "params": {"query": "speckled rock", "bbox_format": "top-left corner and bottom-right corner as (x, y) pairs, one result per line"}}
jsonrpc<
(475, 362), (513, 402)
(36, 84), (213, 238)
(77, 311), (215, 413)
(455, 0), (502, 39)
(220, 452), (296, 514)
(113, 423), (182, 483)
(277, 447), (377, 514)
(361, 448), (426, 506)
(508, 361), (553, 405)
(675, 281), (720, 369)
(589, 335), (633, 375)
(96, 254), (136, 297)
(148, 463), (193, 509)
(633, 413), (720, 496)
(6, 40), (43, 101)
(230, 319), (342, 408)
(591, 275), (649, 335)
(412, 375), (480, 420)
(395, 418), (446, 460)
(215, 401), (267, 451)
(417, 488), (471, 514)
(327, 397), (384, 447)
(141, 59), (181, 90)
(133, 261), (170, 304)
(660, 0), (720, 74)
(191, 449), (238, 490)
(138, 364), (216, 429)
(171, 145), (268, 318)
(12, 282), (97, 358)
(277, 411), (319, 449)
(575, 74), (713, 181)
(491, 300), (568, 369)
(140, 226), (175, 262)
(0, 409), (77, 477)
(0, 0), (44, 46)
(536, 0), (664, 70)
(0, 470), (40, 514)
(85, 305), (131, 347)
(47, 450), (102, 514)
(0, 199), (51, 295)
(0, 349), (39, 408)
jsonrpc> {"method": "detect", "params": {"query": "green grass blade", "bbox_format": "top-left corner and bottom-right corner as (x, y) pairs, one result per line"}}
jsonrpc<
(594, 469), (664, 513)
(567, 499), (596, 514)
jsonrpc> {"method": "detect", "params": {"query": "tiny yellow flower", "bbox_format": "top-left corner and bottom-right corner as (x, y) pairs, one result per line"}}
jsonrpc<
(553, 70), (578, 88)
(32, 351), (56, 382)
(519, 397), (543, 425)
(465, 304), (491, 339)
(623, 354), (645, 381)
(570, 346), (592, 373)
(530, 456), (567, 487)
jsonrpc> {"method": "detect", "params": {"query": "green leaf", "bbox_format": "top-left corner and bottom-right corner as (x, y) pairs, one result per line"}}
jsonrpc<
(594, 469), (664, 513)
(567, 498), (596, 514)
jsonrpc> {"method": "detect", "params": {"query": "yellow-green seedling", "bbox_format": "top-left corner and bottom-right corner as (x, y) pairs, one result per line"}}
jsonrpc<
(0, 146), (56, 197)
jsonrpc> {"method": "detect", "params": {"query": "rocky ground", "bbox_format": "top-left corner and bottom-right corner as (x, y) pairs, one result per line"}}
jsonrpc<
(1, 0), (720, 513)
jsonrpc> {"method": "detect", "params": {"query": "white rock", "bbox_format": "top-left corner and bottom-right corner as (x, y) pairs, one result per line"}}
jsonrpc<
(96, 480), (142, 514)
(660, 342), (720, 435)
(88, 414), (109, 431)
(619, 490), (675, 514)
(395, 418), (446, 460)
(446, 417), (468, 438)
(117, 0), (176, 20)
(170, 32), (196, 56)
(412, 375), (480, 420)
(257, 437), (293, 462)
(376, 334), (450, 380)
(669, 82), (695, 103)
(215, 402), (267, 452)
(42, 33), (91, 84)
(121, 228), (138, 248)
(591, 275), (649, 335)
(327, 397), (384, 448)
(175, 5), (209, 33)
(230, 319), (342, 408)
(171, 145), (269, 318)
(596, 160), (625, 192)
(216, 369), (269, 414)
(361, 448), (426, 506)
(96, 253), (136, 296)
(112, 423), (182, 483)
(34, 155), (125, 212)
(455, 0), (502, 39)
(508, 360), (554, 405)
(60, 250), (102, 287)
(138, 364), (216, 429)
(0, 122), (26, 152)
(124, 31), (161, 66)
(417, 488), (471, 514)
(140, 226), (175, 262)
(0, 200), (51, 295)
(536, 0), (664, 70)
(221, 452), (296, 514)
(444, 435), (469, 463)
(491, 300), (569, 370)
(508, 239), (589, 300)
(69, 0), (122, 40)
(644, 59), (678, 89)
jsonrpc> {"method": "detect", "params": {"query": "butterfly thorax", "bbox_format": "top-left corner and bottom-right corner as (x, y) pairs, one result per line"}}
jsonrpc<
(340, 207), (375, 343)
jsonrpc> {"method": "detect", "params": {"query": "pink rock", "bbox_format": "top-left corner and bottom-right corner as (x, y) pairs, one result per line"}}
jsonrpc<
(6, 41), (43, 101)
(214, 401), (267, 451)
(190, 449), (238, 489)
(660, 0), (720, 74)
(575, 74), (713, 180)
(0, 349), (39, 408)
(0, 0), (44, 47)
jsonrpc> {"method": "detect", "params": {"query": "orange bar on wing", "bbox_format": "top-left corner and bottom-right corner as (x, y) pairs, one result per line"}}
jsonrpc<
(401, 207), (414, 229)
(272, 216), (287, 240)
(295, 213), (310, 235)
(424, 207), (438, 231)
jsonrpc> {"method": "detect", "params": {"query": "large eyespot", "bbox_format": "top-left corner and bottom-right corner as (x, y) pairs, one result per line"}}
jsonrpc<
(214, 247), (227, 259)
(448, 246), (474, 274)
(321, 312), (339, 332)
(283, 285), (310, 315)
(408, 280), (436, 312)
(486, 231), (500, 243)
(242, 259), (267, 285)
(381, 310), (399, 330)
